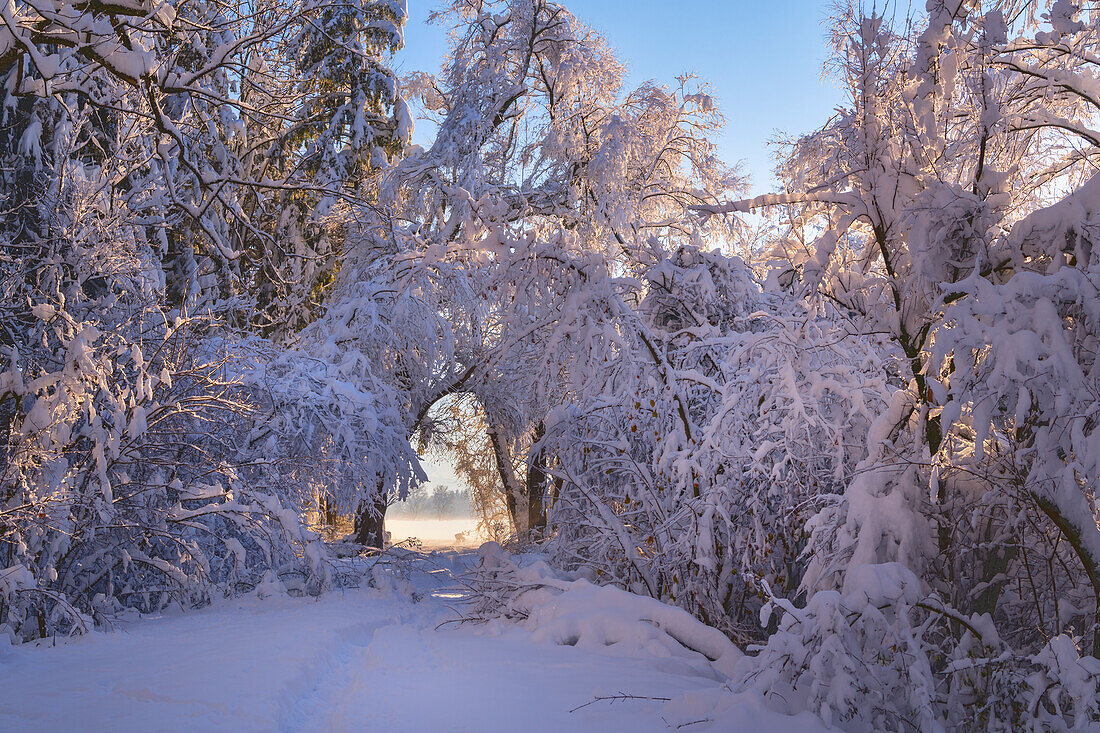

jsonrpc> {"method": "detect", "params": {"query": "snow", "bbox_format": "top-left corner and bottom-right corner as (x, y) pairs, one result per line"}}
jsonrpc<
(0, 550), (824, 732)
(394, 96), (414, 143)
(489, 562), (745, 676)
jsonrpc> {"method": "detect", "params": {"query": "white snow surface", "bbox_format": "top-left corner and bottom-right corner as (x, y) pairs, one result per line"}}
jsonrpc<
(0, 549), (829, 732)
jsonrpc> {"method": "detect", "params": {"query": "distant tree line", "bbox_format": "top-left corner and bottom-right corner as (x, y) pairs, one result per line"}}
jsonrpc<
(388, 485), (474, 519)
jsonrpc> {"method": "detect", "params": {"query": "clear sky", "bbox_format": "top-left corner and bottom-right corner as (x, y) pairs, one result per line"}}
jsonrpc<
(394, 1), (844, 195)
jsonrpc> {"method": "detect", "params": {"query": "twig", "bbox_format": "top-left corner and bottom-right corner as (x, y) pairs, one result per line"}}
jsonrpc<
(569, 693), (672, 714)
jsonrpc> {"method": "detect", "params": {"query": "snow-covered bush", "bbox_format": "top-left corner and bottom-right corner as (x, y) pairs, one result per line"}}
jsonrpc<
(738, 563), (1100, 732)
(736, 564), (940, 731)
(0, 199), (325, 640)
(543, 246), (888, 640)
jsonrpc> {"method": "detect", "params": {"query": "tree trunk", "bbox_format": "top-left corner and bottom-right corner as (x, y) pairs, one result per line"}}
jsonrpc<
(1033, 492), (1100, 657)
(353, 486), (388, 548)
(525, 422), (549, 535)
(319, 492), (339, 526)
(488, 423), (527, 536)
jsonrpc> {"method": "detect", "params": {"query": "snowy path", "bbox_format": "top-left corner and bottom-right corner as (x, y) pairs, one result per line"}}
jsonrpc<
(0, 551), (824, 732)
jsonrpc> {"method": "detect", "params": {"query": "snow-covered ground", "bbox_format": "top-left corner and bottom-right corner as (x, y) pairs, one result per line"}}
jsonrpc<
(0, 550), (828, 732)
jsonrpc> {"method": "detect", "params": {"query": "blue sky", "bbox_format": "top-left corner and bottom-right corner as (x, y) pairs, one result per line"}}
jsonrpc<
(394, 1), (844, 195)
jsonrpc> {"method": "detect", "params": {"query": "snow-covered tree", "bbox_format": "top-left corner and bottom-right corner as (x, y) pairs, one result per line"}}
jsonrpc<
(331, 0), (743, 542)
(0, 0), (411, 639)
(0, 157), (328, 640)
(691, 1), (1100, 725)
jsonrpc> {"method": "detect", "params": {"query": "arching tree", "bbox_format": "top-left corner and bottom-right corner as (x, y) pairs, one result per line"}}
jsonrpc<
(324, 0), (743, 543)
